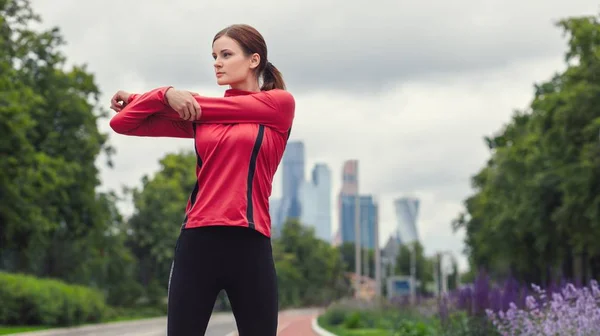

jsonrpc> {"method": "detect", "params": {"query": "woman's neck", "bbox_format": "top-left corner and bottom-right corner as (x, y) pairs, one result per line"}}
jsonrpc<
(229, 77), (260, 92)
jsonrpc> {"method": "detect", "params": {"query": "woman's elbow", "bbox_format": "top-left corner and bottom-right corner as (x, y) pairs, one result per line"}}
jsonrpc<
(109, 116), (129, 135)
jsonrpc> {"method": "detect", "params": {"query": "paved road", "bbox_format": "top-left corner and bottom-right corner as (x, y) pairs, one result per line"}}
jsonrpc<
(9, 308), (322, 336)
(225, 308), (322, 336)
(10, 312), (237, 336)
(276, 308), (321, 336)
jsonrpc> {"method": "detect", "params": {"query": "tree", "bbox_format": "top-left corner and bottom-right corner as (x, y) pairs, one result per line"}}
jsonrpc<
(453, 13), (600, 285)
(0, 0), (122, 286)
(274, 219), (351, 307)
(338, 242), (376, 278)
(394, 242), (434, 294)
(125, 150), (197, 303)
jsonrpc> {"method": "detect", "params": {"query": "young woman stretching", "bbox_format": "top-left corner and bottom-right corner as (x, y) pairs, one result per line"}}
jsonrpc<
(108, 24), (295, 336)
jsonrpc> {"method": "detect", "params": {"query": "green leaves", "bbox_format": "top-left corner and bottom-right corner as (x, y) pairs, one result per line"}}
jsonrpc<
(123, 151), (197, 302)
(0, 0), (132, 302)
(273, 219), (351, 307)
(458, 13), (600, 284)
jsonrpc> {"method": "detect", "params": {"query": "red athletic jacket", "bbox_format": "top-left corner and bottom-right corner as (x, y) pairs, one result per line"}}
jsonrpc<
(109, 86), (295, 238)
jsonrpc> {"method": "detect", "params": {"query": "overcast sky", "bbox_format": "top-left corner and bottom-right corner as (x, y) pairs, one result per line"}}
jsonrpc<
(30, 0), (598, 271)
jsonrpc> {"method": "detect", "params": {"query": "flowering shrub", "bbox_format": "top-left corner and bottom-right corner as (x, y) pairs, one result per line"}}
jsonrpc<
(485, 280), (600, 335)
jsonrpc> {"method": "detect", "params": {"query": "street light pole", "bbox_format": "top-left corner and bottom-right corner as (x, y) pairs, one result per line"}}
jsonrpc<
(409, 243), (416, 304)
(354, 163), (361, 299)
(434, 250), (455, 296)
(374, 202), (381, 299)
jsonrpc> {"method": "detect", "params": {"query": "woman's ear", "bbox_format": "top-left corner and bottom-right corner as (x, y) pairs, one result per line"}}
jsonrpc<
(249, 53), (260, 70)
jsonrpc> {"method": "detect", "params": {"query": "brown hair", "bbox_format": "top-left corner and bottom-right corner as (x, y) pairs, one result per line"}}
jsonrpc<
(213, 24), (286, 91)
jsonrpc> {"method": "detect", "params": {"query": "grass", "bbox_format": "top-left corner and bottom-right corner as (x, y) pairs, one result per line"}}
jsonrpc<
(322, 324), (389, 336)
(0, 305), (167, 335)
(0, 326), (49, 335)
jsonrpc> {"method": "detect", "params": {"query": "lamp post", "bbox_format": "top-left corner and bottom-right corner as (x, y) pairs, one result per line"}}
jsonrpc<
(374, 204), (381, 299)
(434, 250), (456, 296)
(404, 242), (417, 304)
(354, 164), (361, 299)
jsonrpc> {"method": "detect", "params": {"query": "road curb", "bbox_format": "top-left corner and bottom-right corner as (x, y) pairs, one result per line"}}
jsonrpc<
(310, 316), (337, 336)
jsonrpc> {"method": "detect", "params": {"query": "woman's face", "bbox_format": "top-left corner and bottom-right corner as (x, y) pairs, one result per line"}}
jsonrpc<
(212, 35), (259, 87)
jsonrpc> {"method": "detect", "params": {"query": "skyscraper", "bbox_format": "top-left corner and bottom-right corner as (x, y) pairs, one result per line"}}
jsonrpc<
(271, 141), (305, 234)
(340, 160), (358, 195)
(269, 198), (282, 235)
(281, 141), (305, 219)
(340, 194), (378, 249)
(299, 163), (332, 243)
(394, 197), (420, 244)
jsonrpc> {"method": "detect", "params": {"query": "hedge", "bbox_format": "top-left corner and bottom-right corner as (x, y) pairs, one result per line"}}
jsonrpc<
(0, 272), (107, 326)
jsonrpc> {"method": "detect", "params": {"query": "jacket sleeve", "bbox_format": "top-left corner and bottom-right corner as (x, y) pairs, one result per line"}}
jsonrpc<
(195, 89), (295, 134)
(109, 87), (194, 138)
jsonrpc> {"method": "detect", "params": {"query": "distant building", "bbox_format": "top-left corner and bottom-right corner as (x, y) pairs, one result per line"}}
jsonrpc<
(382, 233), (402, 278)
(339, 194), (378, 249)
(271, 141), (305, 234)
(337, 159), (377, 249)
(332, 229), (342, 247)
(269, 198), (282, 236)
(340, 160), (358, 195)
(394, 197), (420, 244)
(299, 163), (332, 243)
(281, 141), (305, 219)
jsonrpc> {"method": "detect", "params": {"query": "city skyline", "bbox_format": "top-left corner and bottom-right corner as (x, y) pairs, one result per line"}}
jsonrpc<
(267, 143), (458, 269)
(274, 143), (418, 261)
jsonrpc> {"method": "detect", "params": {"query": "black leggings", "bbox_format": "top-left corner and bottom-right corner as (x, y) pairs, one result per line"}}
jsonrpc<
(166, 225), (278, 335)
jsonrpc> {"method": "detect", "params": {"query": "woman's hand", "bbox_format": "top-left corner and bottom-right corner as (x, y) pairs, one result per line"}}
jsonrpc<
(165, 88), (202, 121)
(110, 90), (131, 112)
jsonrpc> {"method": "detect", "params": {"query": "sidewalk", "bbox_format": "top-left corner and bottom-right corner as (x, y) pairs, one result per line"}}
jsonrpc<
(226, 308), (324, 336)
(277, 312), (318, 336)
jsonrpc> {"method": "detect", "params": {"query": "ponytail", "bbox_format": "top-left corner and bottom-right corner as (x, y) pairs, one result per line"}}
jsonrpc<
(261, 61), (286, 91)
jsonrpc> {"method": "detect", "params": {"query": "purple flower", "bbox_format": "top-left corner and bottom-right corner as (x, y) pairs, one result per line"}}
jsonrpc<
(486, 281), (600, 335)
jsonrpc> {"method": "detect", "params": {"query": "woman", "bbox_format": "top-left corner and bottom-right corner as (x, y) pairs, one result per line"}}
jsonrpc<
(109, 24), (295, 336)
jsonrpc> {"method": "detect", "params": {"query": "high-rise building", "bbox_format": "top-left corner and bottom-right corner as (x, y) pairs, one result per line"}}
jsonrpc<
(340, 160), (358, 195)
(394, 197), (420, 244)
(269, 198), (282, 236)
(339, 194), (378, 249)
(382, 233), (402, 278)
(299, 163), (332, 243)
(281, 141), (305, 219)
(271, 141), (305, 233)
(332, 230), (342, 247)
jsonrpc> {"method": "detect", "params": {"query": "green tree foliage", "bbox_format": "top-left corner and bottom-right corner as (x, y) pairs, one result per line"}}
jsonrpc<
(453, 13), (600, 285)
(394, 242), (434, 294)
(275, 219), (352, 307)
(0, 0), (136, 305)
(338, 242), (376, 278)
(124, 150), (197, 304)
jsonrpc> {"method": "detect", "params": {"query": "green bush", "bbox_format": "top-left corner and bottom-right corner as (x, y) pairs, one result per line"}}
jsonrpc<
(435, 312), (499, 336)
(0, 272), (107, 326)
(343, 312), (364, 329)
(320, 302), (475, 336)
(394, 320), (437, 336)
(319, 304), (350, 326)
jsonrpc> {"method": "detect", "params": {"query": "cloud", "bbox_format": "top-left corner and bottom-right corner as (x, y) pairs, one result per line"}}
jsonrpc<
(31, 0), (597, 95)
(287, 55), (573, 271)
